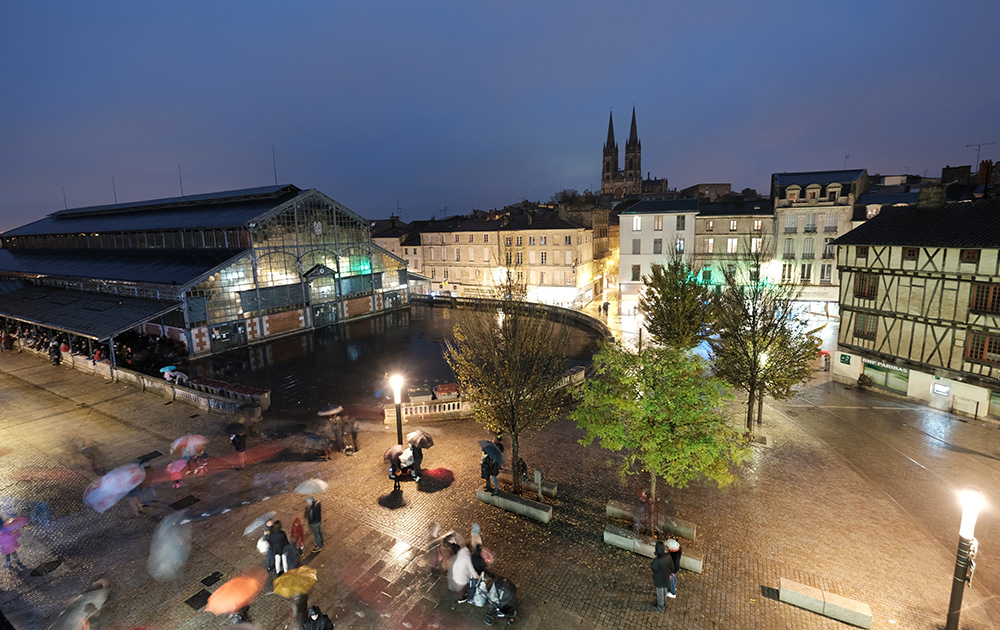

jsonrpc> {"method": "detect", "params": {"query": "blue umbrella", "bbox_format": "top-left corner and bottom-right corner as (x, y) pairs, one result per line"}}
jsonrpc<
(477, 440), (504, 467)
(159, 365), (177, 373)
(317, 404), (343, 417)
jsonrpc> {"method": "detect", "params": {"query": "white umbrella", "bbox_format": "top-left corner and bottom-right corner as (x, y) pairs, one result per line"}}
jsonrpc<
(294, 479), (329, 495)
(243, 511), (277, 537)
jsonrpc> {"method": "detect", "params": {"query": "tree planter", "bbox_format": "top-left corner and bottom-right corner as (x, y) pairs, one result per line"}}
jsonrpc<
(476, 490), (552, 524)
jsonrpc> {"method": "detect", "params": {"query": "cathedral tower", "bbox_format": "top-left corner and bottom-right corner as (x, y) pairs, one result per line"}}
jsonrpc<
(602, 111), (619, 191)
(624, 106), (642, 194)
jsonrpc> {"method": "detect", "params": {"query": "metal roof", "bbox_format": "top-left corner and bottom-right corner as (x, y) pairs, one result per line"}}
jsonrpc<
(0, 248), (247, 286)
(4, 185), (306, 236)
(772, 170), (866, 189)
(620, 199), (700, 214)
(0, 284), (182, 341)
(696, 201), (773, 217)
(833, 199), (1000, 247)
(856, 192), (919, 206)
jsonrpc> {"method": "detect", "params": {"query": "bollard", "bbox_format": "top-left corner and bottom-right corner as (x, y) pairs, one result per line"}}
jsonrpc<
(534, 469), (543, 501)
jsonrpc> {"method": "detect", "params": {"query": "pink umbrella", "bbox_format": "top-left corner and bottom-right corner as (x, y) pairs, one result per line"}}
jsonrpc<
(1, 517), (29, 534)
(83, 463), (145, 513)
(170, 434), (208, 458)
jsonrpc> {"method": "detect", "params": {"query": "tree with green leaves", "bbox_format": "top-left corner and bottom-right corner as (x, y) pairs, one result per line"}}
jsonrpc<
(638, 251), (717, 350)
(443, 274), (569, 494)
(571, 341), (749, 510)
(711, 248), (820, 439)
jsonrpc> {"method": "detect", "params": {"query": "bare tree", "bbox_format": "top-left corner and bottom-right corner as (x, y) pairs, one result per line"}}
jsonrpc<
(710, 248), (820, 439)
(443, 272), (569, 494)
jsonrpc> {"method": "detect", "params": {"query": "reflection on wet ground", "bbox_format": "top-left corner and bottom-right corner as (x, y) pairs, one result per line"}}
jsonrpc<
(187, 305), (600, 427)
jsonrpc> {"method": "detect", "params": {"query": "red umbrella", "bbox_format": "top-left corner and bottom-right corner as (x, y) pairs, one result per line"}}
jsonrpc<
(1, 517), (29, 534)
(170, 434), (207, 458)
(205, 566), (267, 615)
(83, 463), (146, 513)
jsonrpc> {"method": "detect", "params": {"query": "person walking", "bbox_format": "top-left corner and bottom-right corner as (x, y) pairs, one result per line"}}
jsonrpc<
(303, 605), (335, 630)
(267, 520), (290, 575)
(305, 497), (323, 552)
(230, 432), (247, 469)
(289, 518), (306, 556)
(410, 445), (423, 482)
(666, 538), (682, 598)
(449, 543), (479, 604)
(1, 522), (28, 571)
(481, 453), (499, 495)
(137, 462), (158, 506)
(650, 540), (675, 612)
(347, 416), (360, 453)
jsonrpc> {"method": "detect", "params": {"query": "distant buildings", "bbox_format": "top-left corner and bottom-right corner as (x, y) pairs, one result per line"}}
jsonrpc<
(600, 108), (670, 203)
(0, 185), (407, 357)
(833, 196), (1000, 420)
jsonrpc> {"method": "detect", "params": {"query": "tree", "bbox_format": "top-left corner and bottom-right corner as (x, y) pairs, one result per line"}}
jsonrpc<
(711, 249), (820, 439)
(443, 274), (569, 494)
(571, 342), (749, 510)
(638, 251), (716, 350)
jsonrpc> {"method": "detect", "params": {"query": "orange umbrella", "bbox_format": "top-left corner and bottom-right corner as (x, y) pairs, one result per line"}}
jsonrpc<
(205, 566), (267, 615)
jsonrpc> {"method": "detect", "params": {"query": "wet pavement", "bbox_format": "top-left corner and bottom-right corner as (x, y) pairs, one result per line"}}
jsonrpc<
(0, 321), (999, 628)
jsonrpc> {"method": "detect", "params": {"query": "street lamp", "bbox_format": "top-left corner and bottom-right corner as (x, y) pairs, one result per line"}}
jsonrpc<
(946, 489), (984, 630)
(390, 374), (403, 446)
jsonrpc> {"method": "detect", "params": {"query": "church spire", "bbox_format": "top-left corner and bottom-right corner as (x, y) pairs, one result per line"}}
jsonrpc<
(605, 110), (616, 151)
(627, 106), (639, 148)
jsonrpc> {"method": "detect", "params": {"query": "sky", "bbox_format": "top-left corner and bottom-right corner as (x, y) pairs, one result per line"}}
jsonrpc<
(2, 1), (999, 233)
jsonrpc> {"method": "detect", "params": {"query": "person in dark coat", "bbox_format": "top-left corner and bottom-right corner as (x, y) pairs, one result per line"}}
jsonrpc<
(303, 605), (334, 630)
(650, 540), (675, 612)
(347, 416), (359, 453)
(230, 432), (247, 469)
(666, 538), (682, 597)
(481, 453), (499, 495)
(305, 497), (323, 551)
(410, 445), (423, 482)
(267, 520), (290, 574)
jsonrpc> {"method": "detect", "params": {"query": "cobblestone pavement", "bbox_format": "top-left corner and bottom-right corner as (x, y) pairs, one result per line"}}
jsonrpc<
(0, 348), (997, 629)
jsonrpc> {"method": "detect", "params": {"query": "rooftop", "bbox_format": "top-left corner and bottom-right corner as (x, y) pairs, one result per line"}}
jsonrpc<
(833, 198), (1000, 247)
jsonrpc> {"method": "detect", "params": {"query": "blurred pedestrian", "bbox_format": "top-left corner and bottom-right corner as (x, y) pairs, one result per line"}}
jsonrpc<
(1, 522), (27, 571)
(650, 540), (675, 612)
(347, 415), (360, 453)
(470, 523), (482, 550)
(267, 520), (290, 575)
(481, 453), (499, 495)
(230, 431), (247, 469)
(289, 518), (306, 555)
(666, 538), (682, 598)
(411, 445), (423, 482)
(303, 605), (334, 630)
(633, 489), (651, 534)
(137, 462), (158, 505)
(450, 543), (480, 604)
(305, 497), (323, 551)
(260, 519), (275, 573)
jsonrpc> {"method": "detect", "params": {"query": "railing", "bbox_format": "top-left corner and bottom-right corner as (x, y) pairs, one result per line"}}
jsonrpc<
(782, 251), (796, 259)
(783, 227), (798, 233)
(411, 294), (613, 341)
(824, 226), (838, 232)
(822, 252), (835, 259)
(802, 253), (815, 259)
(804, 226), (817, 233)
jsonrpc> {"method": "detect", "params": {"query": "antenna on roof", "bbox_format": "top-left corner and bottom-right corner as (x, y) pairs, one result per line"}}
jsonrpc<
(112, 176), (118, 204)
(272, 145), (278, 186)
(178, 163), (185, 196)
(62, 186), (68, 210)
(966, 142), (995, 168)
(843, 153), (854, 169)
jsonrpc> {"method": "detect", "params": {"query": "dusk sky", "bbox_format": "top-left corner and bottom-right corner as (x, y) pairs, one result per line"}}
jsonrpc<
(2, 1), (998, 233)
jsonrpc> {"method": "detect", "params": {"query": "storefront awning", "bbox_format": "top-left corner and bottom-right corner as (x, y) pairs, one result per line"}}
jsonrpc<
(0, 286), (182, 341)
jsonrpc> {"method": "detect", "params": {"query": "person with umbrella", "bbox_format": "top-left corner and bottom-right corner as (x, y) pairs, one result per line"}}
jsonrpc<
(406, 430), (433, 483)
(268, 520), (290, 575)
(478, 441), (503, 496)
(1, 517), (28, 570)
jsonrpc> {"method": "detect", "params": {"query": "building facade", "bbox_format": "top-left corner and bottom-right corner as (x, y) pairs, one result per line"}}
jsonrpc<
(0, 185), (408, 357)
(833, 197), (1000, 419)
(693, 200), (775, 287)
(617, 198), (700, 314)
(771, 169), (870, 309)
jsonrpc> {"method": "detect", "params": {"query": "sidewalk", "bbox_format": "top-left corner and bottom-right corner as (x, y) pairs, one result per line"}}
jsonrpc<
(0, 349), (996, 628)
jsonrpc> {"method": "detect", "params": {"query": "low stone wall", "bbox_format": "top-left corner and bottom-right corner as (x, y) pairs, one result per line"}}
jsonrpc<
(497, 471), (557, 498)
(606, 499), (697, 541)
(476, 489), (552, 524)
(602, 525), (703, 573)
(779, 577), (872, 628)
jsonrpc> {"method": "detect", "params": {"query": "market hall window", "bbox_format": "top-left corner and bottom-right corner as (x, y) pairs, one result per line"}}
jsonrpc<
(853, 312), (878, 340)
(854, 273), (878, 299)
(966, 331), (1000, 366)
(972, 283), (1000, 314)
(961, 249), (981, 264)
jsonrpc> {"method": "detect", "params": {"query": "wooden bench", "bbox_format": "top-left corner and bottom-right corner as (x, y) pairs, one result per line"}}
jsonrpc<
(602, 525), (703, 573)
(606, 499), (697, 541)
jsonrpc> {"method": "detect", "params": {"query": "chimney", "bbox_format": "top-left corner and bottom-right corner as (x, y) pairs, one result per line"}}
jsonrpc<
(917, 186), (946, 211)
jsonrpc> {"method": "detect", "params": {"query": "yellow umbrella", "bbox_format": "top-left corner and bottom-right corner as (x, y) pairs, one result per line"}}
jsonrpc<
(273, 565), (318, 598)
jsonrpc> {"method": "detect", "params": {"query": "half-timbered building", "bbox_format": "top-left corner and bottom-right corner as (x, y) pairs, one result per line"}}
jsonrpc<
(832, 196), (1000, 419)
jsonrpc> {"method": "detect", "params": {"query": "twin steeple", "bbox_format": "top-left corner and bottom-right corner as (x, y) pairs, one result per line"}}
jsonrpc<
(601, 107), (642, 196)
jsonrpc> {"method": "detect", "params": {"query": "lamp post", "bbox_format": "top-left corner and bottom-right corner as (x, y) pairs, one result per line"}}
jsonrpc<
(946, 489), (984, 630)
(390, 374), (403, 446)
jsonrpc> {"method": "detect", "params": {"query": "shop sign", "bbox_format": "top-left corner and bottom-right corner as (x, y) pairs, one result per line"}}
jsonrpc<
(862, 358), (908, 373)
